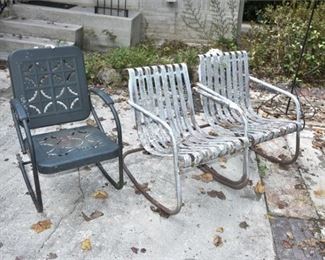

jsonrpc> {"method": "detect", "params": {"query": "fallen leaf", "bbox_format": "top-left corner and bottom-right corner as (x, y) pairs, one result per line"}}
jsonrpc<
(264, 213), (274, 220)
(134, 183), (151, 195)
(131, 247), (139, 254)
(192, 173), (214, 183)
(207, 190), (226, 200)
(93, 190), (108, 199)
(46, 252), (58, 259)
(82, 210), (104, 222)
(150, 206), (170, 219)
(81, 239), (92, 251)
(81, 212), (92, 222)
(86, 119), (96, 126)
(254, 181), (265, 194)
(83, 166), (91, 171)
(277, 201), (289, 209)
(294, 183), (305, 190)
(216, 227), (224, 233)
(208, 131), (218, 137)
(239, 221), (249, 229)
(283, 239), (294, 249)
(198, 187), (206, 194)
(286, 231), (294, 240)
(314, 189), (325, 198)
(31, 219), (52, 233)
(213, 235), (223, 247)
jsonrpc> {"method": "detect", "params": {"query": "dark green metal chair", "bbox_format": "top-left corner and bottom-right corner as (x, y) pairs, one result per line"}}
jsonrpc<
(8, 46), (124, 213)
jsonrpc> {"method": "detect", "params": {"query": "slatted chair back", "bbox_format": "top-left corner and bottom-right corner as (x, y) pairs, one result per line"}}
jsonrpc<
(8, 46), (90, 129)
(199, 51), (251, 109)
(128, 64), (197, 149)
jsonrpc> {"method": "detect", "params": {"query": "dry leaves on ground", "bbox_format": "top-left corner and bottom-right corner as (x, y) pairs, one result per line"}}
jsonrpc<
(82, 210), (104, 222)
(254, 181), (265, 194)
(192, 173), (214, 183)
(216, 227), (224, 233)
(213, 235), (223, 248)
(92, 190), (108, 199)
(239, 221), (249, 229)
(81, 239), (92, 251)
(208, 131), (218, 137)
(86, 119), (96, 127)
(314, 189), (325, 198)
(312, 129), (325, 151)
(283, 239), (294, 249)
(207, 190), (226, 200)
(286, 231), (294, 240)
(134, 182), (151, 195)
(150, 206), (170, 219)
(31, 219), (52, 233)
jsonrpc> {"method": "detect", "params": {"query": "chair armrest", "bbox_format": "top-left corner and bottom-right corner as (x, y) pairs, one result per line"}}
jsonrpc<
(10, 98), (29, 122)
(10, 99), (37, 162)
(249, 76), (302, 125)
(90, 88), (114, 105)
(90, 88), (123, 149)
(194, 83), (248, 139)
(128, 100), (178, 152)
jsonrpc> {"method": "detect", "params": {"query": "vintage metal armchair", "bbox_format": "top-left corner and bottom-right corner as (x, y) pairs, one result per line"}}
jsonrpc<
(198, 51), (302, 164)
(9, 46), (124, 213)
(123, 63), (250, 215)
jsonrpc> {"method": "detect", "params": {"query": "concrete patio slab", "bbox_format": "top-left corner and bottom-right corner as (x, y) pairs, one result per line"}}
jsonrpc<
(0, 70), (275, 260)
(1, 67), (324, 259)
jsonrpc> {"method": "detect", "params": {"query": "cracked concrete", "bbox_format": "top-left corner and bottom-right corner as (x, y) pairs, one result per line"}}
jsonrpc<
(0, 67), (324, 259)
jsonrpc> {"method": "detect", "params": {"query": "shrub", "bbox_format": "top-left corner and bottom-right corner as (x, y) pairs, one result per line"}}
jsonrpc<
(84, 40), (212, 85)
(242, 1), (325, 84)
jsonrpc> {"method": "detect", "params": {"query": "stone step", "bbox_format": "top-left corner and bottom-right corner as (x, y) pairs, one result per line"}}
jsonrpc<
(0, 17), (83, 47)
(0, 33), (74, 56)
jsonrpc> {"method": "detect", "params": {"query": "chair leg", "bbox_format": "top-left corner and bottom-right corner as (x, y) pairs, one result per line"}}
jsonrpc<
(123, 147), (182, 216)
(198, 146), (250, 190)
(251, 130), (300, 166)
(17, 154), (43, 213)
(96, 151), (124, 190)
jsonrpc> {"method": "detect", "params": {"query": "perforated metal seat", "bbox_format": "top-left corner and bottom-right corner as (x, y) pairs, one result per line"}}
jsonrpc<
(9, 46), (124, 212)
(30, 126), (120, 174)
(123, 63), (250, 215)
(198, 51), (302, 164)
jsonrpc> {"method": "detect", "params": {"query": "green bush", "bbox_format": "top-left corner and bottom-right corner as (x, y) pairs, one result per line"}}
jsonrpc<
(242, 1), (325, 84)
(84, 40), (211, 85)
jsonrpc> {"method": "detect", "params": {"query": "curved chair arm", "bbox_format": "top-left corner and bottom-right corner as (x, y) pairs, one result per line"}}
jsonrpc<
(10, 99), (37, 164)
(128, 100), (179, 152)
(194, 83), (249, 140)
(89, 88), (123, 149)
(249, 76), (302, 125)
(10, 98), (29, 122)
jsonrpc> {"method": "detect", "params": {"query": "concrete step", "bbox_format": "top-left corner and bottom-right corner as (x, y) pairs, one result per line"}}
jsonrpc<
(0, 51), (9, 62)
(0, 32), (74, 55)
(0, 17), (83, 47)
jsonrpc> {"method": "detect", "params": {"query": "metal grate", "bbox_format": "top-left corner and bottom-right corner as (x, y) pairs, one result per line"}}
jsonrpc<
(95, 0), (128, 17)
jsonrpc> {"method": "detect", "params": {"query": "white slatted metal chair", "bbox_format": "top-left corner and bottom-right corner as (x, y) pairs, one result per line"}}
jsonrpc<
(123, 63), (250, 215)
(198, 51), (302, 164)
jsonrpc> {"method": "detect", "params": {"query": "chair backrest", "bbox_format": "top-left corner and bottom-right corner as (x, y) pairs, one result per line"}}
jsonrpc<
(8, 46), (90, 129)
(198, 51), (251, 108)
(128, 63), (197, 142)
